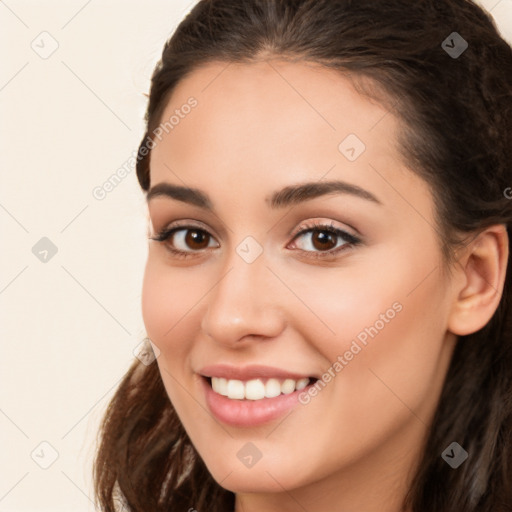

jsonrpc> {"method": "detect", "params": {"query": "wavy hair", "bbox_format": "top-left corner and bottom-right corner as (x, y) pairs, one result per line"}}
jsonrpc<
(93, 1), (512, 510)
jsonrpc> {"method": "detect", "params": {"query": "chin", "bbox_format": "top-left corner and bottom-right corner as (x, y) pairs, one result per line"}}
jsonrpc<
(203, 457), (312, 494)
(213, 471), (292, 494)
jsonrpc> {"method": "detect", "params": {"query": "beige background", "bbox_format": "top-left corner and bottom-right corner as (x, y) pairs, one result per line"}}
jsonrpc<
(0, 1), (511, 510)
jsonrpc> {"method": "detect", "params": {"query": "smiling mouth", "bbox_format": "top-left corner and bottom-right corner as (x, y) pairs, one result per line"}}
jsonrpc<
(204, 376), (318, 401)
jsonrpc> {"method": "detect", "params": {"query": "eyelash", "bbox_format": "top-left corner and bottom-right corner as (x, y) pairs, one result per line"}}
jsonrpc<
(149, 220), (362, 261)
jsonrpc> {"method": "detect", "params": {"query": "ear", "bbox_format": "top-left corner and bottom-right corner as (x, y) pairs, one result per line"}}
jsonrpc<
(448, 224), (509, 336)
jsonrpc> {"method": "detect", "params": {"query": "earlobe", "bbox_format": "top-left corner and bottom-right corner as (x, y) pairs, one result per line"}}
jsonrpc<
(447, 224), (509, 336)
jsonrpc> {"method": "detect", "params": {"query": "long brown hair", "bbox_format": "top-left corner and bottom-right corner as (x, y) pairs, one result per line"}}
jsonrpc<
(93, 1), (512, 510)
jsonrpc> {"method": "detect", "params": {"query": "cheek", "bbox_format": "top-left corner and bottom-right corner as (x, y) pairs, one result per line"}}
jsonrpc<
(301, 236), (449, 367)
(335, 268), (448, 426)
(141, 261), (169, 343)
(141, 258), (206, 420)
(141, 257), (199, 357)
(288, 241), (450, 424)
(275, 257), (406, 357)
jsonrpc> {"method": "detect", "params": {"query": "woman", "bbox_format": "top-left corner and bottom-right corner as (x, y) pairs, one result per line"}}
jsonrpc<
(93, 0), (512, 510)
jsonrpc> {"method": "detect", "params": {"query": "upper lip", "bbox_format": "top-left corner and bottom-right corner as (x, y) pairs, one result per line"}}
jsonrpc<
(199, 364), (316, 381)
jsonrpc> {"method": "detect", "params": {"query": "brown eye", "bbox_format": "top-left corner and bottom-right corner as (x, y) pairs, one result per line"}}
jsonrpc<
(170, 228), (218, 251)
(151, 225), (219, 257)
(310, 230), (338, 251)
(183, 229), (211, 249)
(291, 224), (358, 254)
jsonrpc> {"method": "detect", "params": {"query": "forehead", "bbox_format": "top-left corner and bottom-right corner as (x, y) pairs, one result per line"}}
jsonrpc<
(156, 58), (395, 145)
(152, 60), (399, 170)
(148, 59), (433, 226)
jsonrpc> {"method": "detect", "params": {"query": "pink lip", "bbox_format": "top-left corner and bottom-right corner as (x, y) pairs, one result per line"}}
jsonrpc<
(198, 363), (315, 381)
(200, 376), (316, 427)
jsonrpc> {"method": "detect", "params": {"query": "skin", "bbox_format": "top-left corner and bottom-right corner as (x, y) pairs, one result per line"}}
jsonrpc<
(141, 59), (508, 512)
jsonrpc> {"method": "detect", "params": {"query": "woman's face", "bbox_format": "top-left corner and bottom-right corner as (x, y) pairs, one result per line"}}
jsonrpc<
(142, 60), (459, 504)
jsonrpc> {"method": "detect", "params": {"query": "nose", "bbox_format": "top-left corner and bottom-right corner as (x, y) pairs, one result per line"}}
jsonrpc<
(200, 249), (286, 347)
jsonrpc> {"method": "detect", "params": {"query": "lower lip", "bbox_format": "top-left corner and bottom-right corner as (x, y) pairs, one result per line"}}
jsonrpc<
(201, 377), (313, 427)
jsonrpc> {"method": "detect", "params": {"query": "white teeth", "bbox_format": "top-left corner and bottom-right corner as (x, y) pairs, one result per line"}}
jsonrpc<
(281, 379), (296, 394)
(245, 379), (266, 400)
(211, 376), (311, 400)
(296, 377), (309, 390)
(265, 378), (281, 398)
(226, 379), (245, 399)
(216, 377), (228, 396)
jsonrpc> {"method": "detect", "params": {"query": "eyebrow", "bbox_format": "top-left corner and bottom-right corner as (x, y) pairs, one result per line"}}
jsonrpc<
(146, 180), (382, 210)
